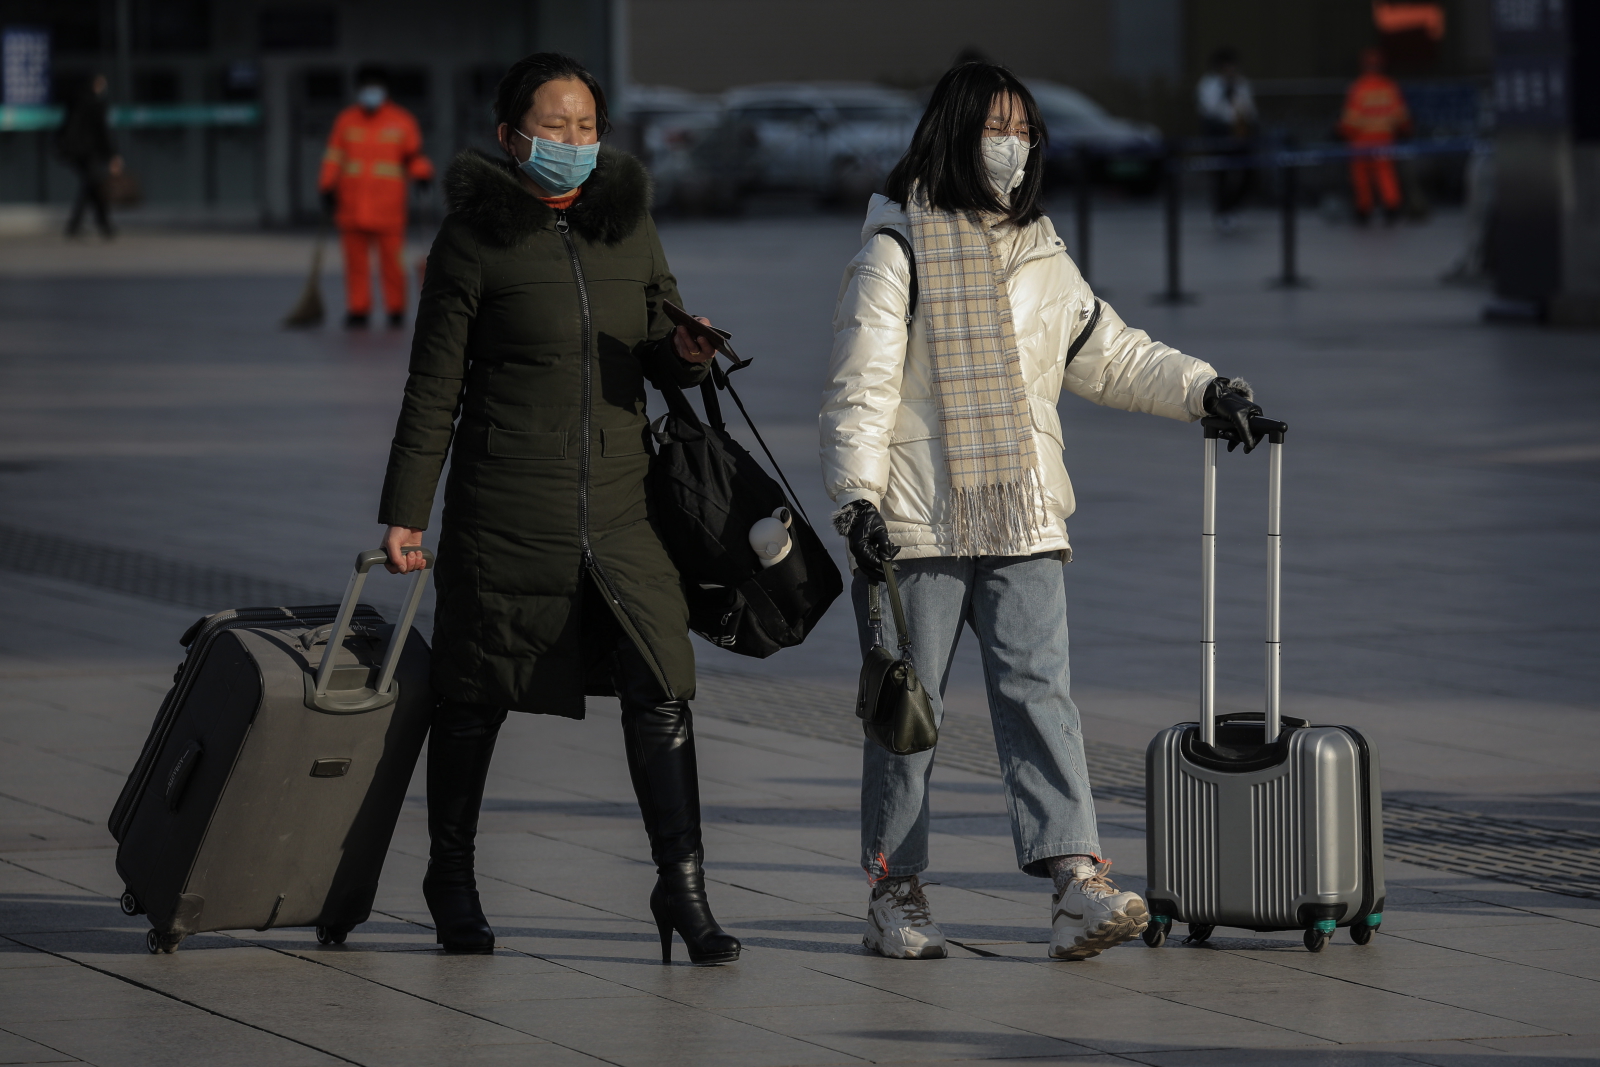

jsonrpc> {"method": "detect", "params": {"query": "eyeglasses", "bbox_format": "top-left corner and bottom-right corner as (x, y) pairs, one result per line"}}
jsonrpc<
(982, 121), (1037, 147)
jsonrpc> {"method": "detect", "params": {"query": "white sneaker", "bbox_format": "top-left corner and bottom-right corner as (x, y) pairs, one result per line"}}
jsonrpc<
(863, 875), (947, 959)
(1049, 863), (1148, 960)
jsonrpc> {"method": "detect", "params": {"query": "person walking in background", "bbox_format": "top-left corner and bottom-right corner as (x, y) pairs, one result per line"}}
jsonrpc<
(379, 53), (740, 965)
(1195, 47), (1256, 232)
(319, 67), (434, 328)
(1340, 48), (1412, 225)
(822, 62), (1273, 963)
(56, 73), (122, 240)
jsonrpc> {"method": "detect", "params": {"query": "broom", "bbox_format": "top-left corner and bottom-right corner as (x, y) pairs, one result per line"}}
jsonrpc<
(282, 226), (327, 328)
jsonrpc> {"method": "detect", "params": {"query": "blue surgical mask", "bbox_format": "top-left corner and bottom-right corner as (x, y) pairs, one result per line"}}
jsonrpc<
(357, 85), (386, 110)
(514, 128), (599, 193)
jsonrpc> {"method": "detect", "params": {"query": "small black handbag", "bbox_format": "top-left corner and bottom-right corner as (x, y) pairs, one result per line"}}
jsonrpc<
(648, 359), (842, 658)
(856, 563), (938, 755)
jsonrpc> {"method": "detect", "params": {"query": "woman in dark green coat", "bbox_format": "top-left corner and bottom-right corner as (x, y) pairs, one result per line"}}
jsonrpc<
(378, 53), (739, 964)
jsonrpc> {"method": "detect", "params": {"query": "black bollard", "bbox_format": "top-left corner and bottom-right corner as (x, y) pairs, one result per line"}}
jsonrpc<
(1271, 158), (1310, 289)
(1154, 144), (1195, 304)
(1075, 145), (1092, 283)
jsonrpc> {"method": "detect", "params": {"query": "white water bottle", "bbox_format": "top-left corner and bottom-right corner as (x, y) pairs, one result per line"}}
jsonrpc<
(749, 507), (793, 568)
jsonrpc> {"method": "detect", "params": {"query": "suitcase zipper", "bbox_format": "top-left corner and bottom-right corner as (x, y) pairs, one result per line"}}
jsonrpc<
(556, 210), (676, 700)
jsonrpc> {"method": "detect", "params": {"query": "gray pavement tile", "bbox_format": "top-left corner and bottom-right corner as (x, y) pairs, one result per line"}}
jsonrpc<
(0, 893), (145, 938)
(1148, 982), (1557, 1045)
(272, 946), (639, 1005)
(531, 947), (902, 1010)
(339, 1044), (610, 1067)
(1466, 1033), (1600, 1059)
(718, 1000), (1099, 1061)
(1390, 922), (1600, 956)
(1120, 1048), (1426, 1066)
(22, 944), (537, 1055)
(0, 1028), (78, 1065)
(0, 963), (196, 1024)
(0, 943), (75, 971)
(6, 1015), (344, 1067)
(471, 995), (857, 1067)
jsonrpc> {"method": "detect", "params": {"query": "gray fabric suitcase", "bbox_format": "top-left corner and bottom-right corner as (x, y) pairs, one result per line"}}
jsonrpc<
(1143, 417), (1385, 952)
(108, 549), (435, 954)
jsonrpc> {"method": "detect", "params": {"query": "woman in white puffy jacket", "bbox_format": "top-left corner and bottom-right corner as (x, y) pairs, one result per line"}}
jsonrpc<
(820, 63), (1267, 962)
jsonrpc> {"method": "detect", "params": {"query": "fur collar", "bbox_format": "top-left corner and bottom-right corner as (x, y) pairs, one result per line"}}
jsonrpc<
(443, 145), (651, 247)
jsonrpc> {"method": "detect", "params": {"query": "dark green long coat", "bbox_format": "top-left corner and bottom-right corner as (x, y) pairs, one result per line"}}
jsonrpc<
(378, 147), (704, 717)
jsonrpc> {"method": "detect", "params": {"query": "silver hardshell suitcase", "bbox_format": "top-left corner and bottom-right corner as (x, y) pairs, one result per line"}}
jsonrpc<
(1143, 416), (1385, 953)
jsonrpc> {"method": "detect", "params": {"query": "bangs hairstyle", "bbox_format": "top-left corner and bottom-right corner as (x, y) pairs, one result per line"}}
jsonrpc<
(884, 63), (1046, 226)
(493, 52), (611, 137)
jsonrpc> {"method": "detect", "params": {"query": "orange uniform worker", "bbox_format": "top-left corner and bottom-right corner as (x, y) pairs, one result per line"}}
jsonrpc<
(1339, 49), (1412, 224)
(318, 68), (434, 327)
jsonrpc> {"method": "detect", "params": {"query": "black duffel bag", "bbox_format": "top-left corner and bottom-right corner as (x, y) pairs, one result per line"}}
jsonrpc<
(648, 359), (842, 657)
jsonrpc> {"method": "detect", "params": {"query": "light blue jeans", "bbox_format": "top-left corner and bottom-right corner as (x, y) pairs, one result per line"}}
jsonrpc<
(854, 553), (1101, 879)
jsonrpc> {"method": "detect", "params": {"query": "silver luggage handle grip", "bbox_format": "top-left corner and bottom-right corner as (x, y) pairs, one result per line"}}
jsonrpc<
(313, 546), (433, 700)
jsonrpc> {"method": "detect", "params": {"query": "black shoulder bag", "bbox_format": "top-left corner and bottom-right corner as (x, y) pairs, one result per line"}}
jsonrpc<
(856, 562), (937, 755)
(648, 359), (843, 658)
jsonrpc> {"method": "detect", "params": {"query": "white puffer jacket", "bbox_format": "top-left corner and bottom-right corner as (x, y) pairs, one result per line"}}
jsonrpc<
(820, 195), (1218, 560)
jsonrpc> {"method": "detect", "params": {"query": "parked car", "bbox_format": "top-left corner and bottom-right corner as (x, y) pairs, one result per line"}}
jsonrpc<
(1022, 79), (1163, 189)
(616, 85), (729, 212)
(718, 82), (919, 207)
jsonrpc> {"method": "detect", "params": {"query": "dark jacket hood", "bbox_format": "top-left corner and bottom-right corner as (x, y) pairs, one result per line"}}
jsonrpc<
(443, 145), (651, 248)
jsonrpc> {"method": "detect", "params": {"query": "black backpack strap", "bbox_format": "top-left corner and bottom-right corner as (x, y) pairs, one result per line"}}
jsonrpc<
(871, 226), (918, 324)
(1065, 299), (1102, 366)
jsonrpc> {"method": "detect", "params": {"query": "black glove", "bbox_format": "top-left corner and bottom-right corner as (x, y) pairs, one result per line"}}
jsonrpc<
(1203, 377), (1265, 453)
(320, 190), (337, 216)
(834, 500), (899, 582)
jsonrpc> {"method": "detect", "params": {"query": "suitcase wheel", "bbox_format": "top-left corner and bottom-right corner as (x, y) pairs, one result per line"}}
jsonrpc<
(1350, 913), (1381, 945)
(1183, 924), (1214, 945)
(145, 929), (184, 955)
(1303, 921), (1335, 953)
(1142, 917), (1169, 948)
(119, 890), (144, 917)
(316, 925), (350, 946)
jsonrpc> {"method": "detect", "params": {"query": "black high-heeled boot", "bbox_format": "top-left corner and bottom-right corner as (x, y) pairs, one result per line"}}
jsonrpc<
(620, 693), (741, 965)
(423, 699), (507, 954)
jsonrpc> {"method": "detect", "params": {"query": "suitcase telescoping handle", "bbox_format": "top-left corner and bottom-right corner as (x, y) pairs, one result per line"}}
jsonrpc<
(312, 546), (434, 706)
(1200, 414), (1288, 746)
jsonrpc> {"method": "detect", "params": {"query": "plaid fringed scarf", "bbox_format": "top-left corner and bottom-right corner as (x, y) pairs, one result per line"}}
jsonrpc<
(906, 194), (1043, 555)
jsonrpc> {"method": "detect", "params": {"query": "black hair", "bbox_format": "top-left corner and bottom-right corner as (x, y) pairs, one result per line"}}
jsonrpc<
(883, 62), (1046, 226)
(493, 52), (611, 137)
(355, 65), (387, 88)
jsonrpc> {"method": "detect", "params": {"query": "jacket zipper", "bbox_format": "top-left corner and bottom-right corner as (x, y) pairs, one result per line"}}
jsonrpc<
(555, 209), (676, 700)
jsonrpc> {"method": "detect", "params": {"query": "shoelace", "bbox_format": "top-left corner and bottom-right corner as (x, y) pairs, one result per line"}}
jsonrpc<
(877, 875), (935, 926)
(1073, 861), (1123, 899)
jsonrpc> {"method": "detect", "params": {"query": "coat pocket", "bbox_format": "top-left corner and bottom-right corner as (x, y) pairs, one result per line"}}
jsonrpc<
(601, 426), (648, 458)
(487, 428), (568, 459)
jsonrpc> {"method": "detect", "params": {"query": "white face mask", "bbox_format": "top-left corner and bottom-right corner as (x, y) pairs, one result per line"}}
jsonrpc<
(981, 135), (1029, 197)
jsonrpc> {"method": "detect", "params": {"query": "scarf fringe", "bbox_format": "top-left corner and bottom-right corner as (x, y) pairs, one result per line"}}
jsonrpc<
(948, 474), (1044, 556)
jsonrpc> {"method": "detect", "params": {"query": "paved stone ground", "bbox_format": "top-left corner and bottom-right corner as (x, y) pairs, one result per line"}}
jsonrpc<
(1, 202), (1598, 1066)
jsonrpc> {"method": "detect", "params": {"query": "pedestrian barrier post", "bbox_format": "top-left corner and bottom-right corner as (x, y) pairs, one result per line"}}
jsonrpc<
(1154, 144), (1195, 304)
(1272, 160), (1309, 289)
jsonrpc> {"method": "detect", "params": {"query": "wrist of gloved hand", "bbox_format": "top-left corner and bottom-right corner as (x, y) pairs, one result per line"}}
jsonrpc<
(831, 499), (899, 581)
(1203, 376), (1265, 453)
